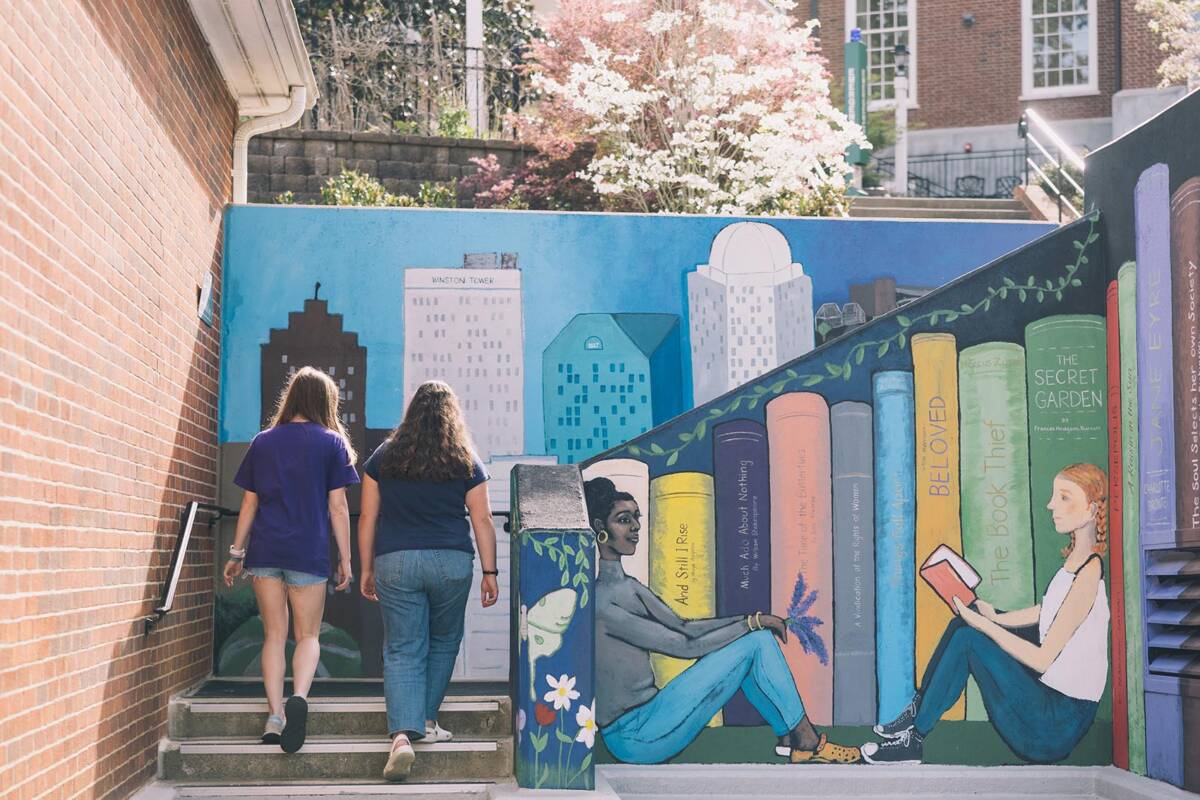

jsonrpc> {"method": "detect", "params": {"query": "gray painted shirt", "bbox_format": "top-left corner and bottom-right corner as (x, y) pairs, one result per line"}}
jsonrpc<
(595, 559), (750, 728)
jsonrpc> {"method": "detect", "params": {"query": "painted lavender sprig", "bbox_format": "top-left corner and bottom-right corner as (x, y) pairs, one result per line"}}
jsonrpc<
(785, 571), (828, 666)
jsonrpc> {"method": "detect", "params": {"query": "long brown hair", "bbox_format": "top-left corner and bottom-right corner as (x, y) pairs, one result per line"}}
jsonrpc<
(379, 381), (475, 481)
(1057, 462), (1108, 558)
(269, 366), (357, 464)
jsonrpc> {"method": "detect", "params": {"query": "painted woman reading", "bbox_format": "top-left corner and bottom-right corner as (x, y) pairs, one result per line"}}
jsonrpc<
(863, 462), (1111, 765)
(585, 477), (859, 765)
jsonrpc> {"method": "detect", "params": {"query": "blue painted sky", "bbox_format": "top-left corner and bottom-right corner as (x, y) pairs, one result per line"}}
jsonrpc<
(220, 205), (1053, 450)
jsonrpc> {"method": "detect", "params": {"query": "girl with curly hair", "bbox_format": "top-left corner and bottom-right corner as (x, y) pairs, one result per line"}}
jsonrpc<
(357, 381), (500, 781)
(864, 463), (1110, 765)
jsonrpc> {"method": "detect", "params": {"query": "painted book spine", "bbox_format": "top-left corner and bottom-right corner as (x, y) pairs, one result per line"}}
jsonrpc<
(912, 333), (965, 720)
(958, 342), (1035, 721)
(1107, 280), (1129, 768)
(1135, 164), (1181, 786)
(648, 471), (721, 727)
(767, 392), (834, 726)
(1119, 261), (1147, 775)
(713, 419), (772, 726)
(1025, 315), (1108, 596)
(873, 371), (917, 725)
(1173, 177), (1200, 537)
(831, 401), (876, 726)
(1135, 163), (1176, 547)
(581, 458), (651, 585)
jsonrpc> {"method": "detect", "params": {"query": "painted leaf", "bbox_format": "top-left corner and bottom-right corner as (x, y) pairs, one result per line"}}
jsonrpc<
(665, 451), (679, 467)
(556, 729), (574, 744)
(897, 314), (911, 326)
(802, 375), (823, 387)
(649, 443), (664, 455)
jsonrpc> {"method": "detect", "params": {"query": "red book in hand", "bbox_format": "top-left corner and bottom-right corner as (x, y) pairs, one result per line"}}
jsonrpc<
(920, 544), (982, 612)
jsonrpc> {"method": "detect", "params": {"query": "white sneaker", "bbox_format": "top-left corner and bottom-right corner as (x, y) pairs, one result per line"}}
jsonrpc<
(425, 722), (453, 742)
(383, 734), (415, 781)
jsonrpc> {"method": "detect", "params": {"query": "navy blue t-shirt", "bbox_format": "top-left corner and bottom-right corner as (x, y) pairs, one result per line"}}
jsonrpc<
(363, 442), (488, 556)
(234, 422), (361, 577)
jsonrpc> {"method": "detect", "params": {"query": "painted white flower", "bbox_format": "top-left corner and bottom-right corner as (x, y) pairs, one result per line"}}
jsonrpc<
(517, 708), (527, 745)
(544, 673), (580, 711)
(574, 700), (597, 749)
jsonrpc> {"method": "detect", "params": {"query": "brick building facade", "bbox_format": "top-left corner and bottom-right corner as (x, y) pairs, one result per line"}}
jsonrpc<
(0, 1), (236, 797)
(813, 1), (1185, 157)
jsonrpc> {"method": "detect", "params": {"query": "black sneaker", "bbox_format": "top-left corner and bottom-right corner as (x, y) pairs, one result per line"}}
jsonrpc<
(873, 694), (920, 739)
(862, 727), (923, 765)
(281, 696), (309, 753)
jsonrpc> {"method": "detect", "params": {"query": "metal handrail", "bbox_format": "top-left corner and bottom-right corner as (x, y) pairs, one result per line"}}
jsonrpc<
(1018, 109), (1085, 222)
(145, 501), (237, 635)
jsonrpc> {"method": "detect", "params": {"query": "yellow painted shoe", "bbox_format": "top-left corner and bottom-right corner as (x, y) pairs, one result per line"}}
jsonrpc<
(790, 733), (862, 765)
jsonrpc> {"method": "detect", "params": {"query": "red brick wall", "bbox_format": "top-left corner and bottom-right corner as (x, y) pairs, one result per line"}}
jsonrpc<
(814, 0), (1167, 131)
(0, 1), (235, 798)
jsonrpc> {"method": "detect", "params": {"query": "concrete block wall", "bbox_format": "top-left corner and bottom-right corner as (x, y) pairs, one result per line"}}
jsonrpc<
(0, 1), (235, 797)
(246, 129), (534, 205)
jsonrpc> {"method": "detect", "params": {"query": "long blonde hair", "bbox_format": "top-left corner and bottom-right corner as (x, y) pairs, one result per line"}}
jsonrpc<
(1057, 463), (1108, 558)
(268, 366), (357, 464)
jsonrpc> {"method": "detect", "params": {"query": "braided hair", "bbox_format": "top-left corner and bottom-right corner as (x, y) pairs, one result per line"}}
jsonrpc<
(583, 477), (634, 532)
(1056, 463), (1108, 558)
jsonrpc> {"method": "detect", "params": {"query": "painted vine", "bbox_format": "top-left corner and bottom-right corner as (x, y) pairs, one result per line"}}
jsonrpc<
(619, 212), (1100, 467)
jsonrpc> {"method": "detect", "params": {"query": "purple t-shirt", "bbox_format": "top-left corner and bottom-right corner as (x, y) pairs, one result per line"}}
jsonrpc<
(234, 422), (360, 577)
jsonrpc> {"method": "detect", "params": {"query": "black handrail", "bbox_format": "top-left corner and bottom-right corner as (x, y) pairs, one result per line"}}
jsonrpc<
(145, 501), (238, 635)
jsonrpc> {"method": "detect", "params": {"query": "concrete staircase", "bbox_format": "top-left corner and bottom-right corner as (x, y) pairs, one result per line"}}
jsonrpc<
(848, 196), (1035, 221)
(156, 691), (512, 798)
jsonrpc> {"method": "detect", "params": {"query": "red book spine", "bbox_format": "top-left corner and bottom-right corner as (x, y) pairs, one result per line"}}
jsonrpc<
(1107, 279), (1129, 770)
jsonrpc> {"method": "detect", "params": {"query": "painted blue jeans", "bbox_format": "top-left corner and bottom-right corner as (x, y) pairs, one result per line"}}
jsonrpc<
(915, 617), (1098, 763)
(601, 630), (806, 764)
(374, 548), (474, 738)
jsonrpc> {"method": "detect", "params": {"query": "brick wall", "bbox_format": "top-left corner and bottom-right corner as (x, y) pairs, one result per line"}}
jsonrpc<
(0, 1), (234, 798)
(814, 0), (1167, 132)
(247, 129), (533, 205)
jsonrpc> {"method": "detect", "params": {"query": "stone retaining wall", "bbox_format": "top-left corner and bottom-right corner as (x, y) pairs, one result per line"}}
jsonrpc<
(247, 128), (533, 204)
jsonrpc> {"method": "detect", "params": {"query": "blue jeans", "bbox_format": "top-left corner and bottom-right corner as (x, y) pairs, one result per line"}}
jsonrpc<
(601, 631), (806, 764)
(246, 567), (327, 586)
(374, 549), (474, 738)
(915, 618), (1098, 763)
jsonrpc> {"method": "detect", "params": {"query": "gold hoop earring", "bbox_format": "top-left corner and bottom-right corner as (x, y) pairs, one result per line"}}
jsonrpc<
(596, 530), (610, 544)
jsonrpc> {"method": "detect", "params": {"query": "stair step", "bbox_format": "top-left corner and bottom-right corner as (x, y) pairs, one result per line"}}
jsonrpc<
(848, 207), (1033, 220)
(170, 696), (510, 740)
(159, 737), (514, 783)
(174, 782), (490, 798)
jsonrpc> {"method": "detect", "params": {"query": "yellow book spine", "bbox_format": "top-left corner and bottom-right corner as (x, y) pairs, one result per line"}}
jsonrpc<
(648, 471), (721, 727)
(912, 333), (965, 720)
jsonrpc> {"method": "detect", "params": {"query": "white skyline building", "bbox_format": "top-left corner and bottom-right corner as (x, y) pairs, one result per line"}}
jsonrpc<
(687, 222), (815, 405)
(403, 263), (524, 459)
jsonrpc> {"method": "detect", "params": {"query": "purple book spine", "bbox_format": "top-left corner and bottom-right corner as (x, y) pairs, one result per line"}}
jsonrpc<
(1136, 163), (1177, 546)
(714, 419), (772, 726)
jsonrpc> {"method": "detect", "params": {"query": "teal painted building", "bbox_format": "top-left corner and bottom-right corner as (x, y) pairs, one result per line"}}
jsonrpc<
(543, 314), (683, 464)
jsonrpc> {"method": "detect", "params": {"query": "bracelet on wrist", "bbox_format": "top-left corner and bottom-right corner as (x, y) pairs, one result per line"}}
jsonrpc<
(228, 553), (244, 562)
(482, 569), (499, 576)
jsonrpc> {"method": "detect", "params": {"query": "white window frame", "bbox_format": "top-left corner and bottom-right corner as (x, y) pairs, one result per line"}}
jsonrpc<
(1021, 0), (1099, 100)
(844, 0), (918, 111)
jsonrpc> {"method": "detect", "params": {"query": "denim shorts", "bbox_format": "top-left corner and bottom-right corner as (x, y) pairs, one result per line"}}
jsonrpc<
(246, 567), (327, 586)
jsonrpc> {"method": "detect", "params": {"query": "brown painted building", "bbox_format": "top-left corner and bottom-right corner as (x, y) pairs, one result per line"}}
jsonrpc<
(813, 1), (1187, 158)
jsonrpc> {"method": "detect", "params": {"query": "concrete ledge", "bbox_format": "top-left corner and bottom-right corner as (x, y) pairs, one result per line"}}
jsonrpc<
(600, 764), (1197, 799)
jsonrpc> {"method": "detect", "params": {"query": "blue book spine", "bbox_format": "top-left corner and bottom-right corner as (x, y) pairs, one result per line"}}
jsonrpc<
(832, 401), (876, 726)
(873, 371), (917, 725)
(1135, 163), (1177, 546)
(714, 419), (772, 726)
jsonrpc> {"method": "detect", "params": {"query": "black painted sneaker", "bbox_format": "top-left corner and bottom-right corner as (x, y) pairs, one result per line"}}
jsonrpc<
(281, 696), (309, 753)
(862, 726), (924, 765)
(873, 693), (920, 739)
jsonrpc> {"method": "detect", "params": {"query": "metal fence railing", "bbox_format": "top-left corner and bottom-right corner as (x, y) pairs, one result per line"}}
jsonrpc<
(871, 149), (1027, 199)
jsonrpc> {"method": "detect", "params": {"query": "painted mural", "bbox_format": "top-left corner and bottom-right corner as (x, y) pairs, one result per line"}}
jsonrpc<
(581, 213), (1118, 767)
(216, 209), (1051, 678)
(1085, 88), (1200, 792)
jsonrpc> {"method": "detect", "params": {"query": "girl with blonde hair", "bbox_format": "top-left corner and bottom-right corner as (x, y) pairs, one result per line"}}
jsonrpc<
(223, 366), (360, 753)
(863, 463), (1110, 765)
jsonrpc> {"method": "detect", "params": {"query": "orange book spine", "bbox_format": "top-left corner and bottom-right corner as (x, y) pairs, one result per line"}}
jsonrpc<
(766, 392), (834, 725)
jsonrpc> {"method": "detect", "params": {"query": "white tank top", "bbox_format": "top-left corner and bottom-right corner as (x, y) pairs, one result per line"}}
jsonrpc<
(1037, 556), (1109, 702)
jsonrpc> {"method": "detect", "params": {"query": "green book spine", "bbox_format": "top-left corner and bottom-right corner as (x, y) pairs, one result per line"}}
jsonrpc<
(1025, 315), (1109, 597)
(959, 342), (1036, 720)
(1119, 262), (1147, 774)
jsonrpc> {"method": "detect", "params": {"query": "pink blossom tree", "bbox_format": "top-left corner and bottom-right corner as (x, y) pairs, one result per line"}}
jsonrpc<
(507, 0), (866, 215)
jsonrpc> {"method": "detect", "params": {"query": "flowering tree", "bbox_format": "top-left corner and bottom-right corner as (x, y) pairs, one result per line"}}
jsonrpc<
(514, 0), (866, 215)
(1137, 0), (1200, 89)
